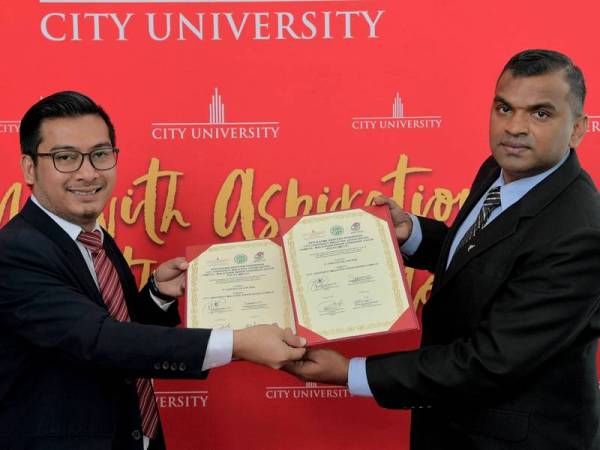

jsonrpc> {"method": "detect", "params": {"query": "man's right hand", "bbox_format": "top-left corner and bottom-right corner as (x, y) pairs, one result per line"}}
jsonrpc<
(232, 325), (307, 369)
(283, 348), (349, 386)
(373, 195), (413, 245)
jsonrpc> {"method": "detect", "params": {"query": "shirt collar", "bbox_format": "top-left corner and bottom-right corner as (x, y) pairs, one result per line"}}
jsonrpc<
(31, 195), (103, 242)
(490, 149), (571, 212)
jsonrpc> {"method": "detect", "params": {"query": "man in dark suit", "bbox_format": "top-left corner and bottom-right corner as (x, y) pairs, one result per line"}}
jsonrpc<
(0, 91), (306, 450)
(286, 49), (600, 449)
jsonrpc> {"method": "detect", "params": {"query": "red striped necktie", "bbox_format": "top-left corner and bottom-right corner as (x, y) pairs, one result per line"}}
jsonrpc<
(77, 230), (160, 440)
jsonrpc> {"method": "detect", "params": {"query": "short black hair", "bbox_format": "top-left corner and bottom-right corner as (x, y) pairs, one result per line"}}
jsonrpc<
(19, 91), (116, 158)
(500, 49), (586, 115)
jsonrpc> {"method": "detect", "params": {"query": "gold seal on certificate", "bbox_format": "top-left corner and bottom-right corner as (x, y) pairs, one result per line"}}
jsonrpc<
(186, 207), (418, 344)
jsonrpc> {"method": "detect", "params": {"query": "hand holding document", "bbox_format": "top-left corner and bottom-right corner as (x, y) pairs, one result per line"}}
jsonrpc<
(373, 195), (414, 244)
(186, 207), (418, 345)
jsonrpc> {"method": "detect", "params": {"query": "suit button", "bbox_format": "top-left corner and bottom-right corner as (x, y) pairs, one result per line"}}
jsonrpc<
(124, 377), (133, 385)
(162, 361), (170, 370)
(153, 362), (161, 370)
(132, 430), (142, 440)
(170, 362), (178, 371)
(178, 363), (187, 372)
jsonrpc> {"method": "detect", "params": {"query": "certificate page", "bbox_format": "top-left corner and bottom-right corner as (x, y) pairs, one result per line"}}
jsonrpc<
(283, 209), (409, 341)
(186, 240), (294, 331)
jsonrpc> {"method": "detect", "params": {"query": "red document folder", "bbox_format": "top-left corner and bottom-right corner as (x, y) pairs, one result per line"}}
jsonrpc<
(186, 207), (418, 345)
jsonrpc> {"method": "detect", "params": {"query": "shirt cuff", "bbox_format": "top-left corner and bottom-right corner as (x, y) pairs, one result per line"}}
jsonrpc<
(201, 328), (233, 371)
(347, 357), (374, 397)
(400, 214), (422, 256)
(149, 291), (175, 311)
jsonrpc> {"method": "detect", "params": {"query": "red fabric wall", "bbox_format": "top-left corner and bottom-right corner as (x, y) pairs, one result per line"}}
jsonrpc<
(1, 1), (599, 449)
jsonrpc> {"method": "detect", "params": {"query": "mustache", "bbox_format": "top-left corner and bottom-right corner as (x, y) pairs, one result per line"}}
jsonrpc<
(499, 136), (532, 148)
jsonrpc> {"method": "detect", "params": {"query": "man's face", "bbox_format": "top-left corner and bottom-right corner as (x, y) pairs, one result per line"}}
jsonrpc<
(489, 69), (587, 183)
(20, 114), (116, 230)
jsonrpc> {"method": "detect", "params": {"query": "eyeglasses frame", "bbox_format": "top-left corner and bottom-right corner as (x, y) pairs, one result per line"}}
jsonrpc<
(34, 147), (120, 173)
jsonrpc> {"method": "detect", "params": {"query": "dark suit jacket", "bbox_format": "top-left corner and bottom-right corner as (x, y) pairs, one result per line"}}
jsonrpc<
(0, 199), (212, 450)
(366, 151), (600, 450)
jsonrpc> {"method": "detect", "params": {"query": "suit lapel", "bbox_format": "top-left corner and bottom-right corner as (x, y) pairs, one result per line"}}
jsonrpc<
(434, 150), (582, 294)
(431, 160), (500, 294)
(20, 199), (104, 306)
(442, 203), (520, 286)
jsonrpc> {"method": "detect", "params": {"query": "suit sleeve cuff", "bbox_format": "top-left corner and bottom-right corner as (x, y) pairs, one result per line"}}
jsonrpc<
(400, 215), (423, 256)
(149, 291), (176, 311)
(201, 328), (233, 371)
(347, 357), (374, 397)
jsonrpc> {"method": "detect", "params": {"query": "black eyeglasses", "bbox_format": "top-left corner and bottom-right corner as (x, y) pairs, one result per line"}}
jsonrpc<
(36, 147), (119, 173)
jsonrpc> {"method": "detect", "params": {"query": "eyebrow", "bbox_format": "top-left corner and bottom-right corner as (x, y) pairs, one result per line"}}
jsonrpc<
(47, 142), (113, 152)
(493, 95), (557, 112)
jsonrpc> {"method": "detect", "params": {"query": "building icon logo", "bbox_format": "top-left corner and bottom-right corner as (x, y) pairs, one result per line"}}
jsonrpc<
(209, 88), (225, 124)
(392, 92), (404, 118)
(352, 92), (443, 131)
(151, 87), (280, 141)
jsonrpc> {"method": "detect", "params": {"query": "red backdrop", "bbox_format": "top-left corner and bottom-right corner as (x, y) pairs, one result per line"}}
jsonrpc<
(1, 1), (599, 449)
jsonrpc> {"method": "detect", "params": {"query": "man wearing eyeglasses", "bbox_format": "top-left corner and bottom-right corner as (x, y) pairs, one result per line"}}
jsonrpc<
(0, 91), (306, 450)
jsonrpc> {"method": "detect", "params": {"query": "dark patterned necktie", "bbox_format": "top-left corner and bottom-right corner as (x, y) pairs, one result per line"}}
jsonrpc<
(457, 186), (502, 251)
(77, 230), (160, 439)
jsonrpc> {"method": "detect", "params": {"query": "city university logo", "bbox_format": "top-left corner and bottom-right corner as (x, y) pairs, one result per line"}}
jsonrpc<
(265, 381), (352, 400)
(151, 88), (280, 141)
(154, 389), (209, 409)
(587, 115), (600, 133)
(352, 92), (442, 130)
(0, 120), (20, 134)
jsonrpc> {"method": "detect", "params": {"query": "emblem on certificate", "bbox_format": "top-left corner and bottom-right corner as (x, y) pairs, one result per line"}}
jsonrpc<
(186, 207), (418, 345)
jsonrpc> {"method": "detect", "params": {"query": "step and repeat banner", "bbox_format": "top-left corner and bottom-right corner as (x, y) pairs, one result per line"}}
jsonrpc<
(1, 1), (599, 449)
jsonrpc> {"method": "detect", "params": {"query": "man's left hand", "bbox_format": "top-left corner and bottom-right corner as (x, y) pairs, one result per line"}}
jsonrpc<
(284, 348), (350, 386)
(154, 257), (188, 297)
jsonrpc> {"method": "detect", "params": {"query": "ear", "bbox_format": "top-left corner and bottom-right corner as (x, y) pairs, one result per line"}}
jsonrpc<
(20, 154), (36, 186)
(569, 114), (588, 149)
